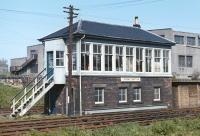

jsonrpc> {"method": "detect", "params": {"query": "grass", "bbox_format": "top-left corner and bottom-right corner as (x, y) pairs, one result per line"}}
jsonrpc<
(0, 83), (44, 108)
(23, 117), (200, 136)
(0, 83), (20, 108)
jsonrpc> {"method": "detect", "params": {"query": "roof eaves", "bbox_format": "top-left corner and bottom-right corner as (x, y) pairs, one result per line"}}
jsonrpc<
(84, 34), (173, 46)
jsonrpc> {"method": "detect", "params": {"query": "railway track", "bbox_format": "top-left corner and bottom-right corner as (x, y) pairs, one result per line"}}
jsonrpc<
(0, 108), (200, 136)
(0, 106), (43, 116)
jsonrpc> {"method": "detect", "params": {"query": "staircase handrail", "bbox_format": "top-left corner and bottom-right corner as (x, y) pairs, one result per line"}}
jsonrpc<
(11, 68), (46, 101)
(12, 68), (54, 106)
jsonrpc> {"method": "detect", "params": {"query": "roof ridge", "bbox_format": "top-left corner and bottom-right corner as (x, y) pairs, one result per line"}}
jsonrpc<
(81, 19), (140, 30)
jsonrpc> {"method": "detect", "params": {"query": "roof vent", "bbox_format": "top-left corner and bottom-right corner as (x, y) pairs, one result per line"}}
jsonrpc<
(133, 16), (141, 28)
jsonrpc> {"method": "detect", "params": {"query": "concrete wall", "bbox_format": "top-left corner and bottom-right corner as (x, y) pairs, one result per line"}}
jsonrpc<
(150, 29), (200, 79)
(27, 44), (44, 74)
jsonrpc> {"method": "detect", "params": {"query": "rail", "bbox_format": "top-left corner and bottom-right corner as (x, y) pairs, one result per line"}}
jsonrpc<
(1, 107), (200, 136)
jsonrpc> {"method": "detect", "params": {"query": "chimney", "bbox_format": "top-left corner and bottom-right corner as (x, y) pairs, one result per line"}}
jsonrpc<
(133, 16), (141, 28)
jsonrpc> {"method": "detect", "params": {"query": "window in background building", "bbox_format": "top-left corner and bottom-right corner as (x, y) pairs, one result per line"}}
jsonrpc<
(178, 55), (185, 67)
(81, 43), (90, 70)
(126, 47), (134, 72)
(30, 50), (37, 58)
(72, 44), (77, 70)
(94, 88), (104, 104)
(56, 51), (64, 66)
(198, 37), (200, 46)
(178, 55), (193, 68)
(93, 44), (102, 71)
(154, 49), (161, 72)
(186, 56), (192, 67)
(105, 45), (113, 71)
(163, 50), (169, 72)
(119, 88), (127, 103)
(154, 88), (161, 101)
(175, 35), (184, 44)
(31, 63), (38, 73)
(187, 37), (196, 45)
(133, 88), (141, 102)
(145, 49), (152, 72)
(116, 46), (123, 71)
(136, 48), (143, 72)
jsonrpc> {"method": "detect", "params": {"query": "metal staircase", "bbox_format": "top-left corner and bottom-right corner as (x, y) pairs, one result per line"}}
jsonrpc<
(10, 68), (55, 117)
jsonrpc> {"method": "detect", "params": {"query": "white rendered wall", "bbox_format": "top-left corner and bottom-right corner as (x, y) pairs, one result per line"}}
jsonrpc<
(44, 39), (66, 84)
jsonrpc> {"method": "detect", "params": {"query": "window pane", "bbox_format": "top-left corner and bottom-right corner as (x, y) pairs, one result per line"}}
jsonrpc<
(119, 88), (127, 102)
(95, 88), (104, 104)
(154, 88), (160, 101)
(179, 55), (185, 67)
(93, 44), (101, 71)
(187, 37), (196, 45)
(154, 50), (161, 72)
(56, 51), (64, 66)
(72, 44), (77, 70)
(163, 50), (169, 72)
(175, 35), (184, 44)
(116, 47), (123, 71)
(81, 43), (90, 70)
(136, 48), (143, 72)
(134, 88), (141, 101)
(145, 49), (152, 72)
(198, 38), (200, 46)
(56, 59), (64, 66)
(186, 56), (192, 67)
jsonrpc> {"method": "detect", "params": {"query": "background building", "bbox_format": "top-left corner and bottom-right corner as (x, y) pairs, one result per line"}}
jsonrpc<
(0, 59), (8, 74)
(149, 28), (200, 79)
(10, 44), (44, 76)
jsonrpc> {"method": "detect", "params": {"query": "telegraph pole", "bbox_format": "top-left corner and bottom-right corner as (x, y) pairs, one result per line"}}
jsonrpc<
(63, 5), (78, 115)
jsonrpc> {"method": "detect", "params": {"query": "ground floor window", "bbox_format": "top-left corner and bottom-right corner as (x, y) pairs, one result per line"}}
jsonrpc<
(133, 88), (141, 102)
(154, 88), (160, 101)
(119, 88), (127, 103)
(94, 88), (104, 104)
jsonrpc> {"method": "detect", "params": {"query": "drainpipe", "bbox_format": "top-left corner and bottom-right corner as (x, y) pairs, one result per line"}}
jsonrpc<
(79, 34), (85, 116)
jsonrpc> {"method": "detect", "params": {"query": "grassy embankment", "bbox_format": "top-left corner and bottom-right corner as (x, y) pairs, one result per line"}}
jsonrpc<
(0, 83), (20, 108)
(0, 83), (43, 108)
(24, 117), (200, 136)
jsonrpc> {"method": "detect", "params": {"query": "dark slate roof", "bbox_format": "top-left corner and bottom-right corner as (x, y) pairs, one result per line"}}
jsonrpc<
(39, 20), (175, 45)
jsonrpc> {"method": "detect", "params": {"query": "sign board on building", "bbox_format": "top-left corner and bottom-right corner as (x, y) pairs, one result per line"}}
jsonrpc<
(121, 77), (141, 82)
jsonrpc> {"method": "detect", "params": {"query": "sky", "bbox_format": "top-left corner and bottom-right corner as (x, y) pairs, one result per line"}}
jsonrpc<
(0, 0), (200, 66)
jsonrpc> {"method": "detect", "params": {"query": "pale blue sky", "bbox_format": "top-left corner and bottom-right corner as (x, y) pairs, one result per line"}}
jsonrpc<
(0, 0), (200, 65)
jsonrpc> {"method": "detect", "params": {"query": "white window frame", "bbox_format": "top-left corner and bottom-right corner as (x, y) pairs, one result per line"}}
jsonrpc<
(145, 48), (152, 72)
(93, 44), (102, 71)
(72, 44), (77, 71)
(136, 48), (143, 72)
(154, 49), (161, 72)
(119, 88), (127, 103)
(126, 47), (134, 72)
(105, 45), (113, 71)
(115, 46), (123, 71)
(94, 88), (104, 104)
(56, 51), (64, 67)
(133, 88), (141, 102)
(154, 88), (161, 101)
(81, 43), (90, 71)
(163, 50), (169, 73)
